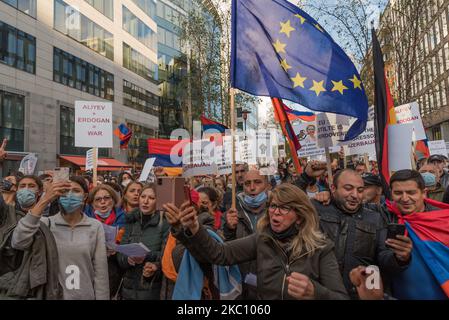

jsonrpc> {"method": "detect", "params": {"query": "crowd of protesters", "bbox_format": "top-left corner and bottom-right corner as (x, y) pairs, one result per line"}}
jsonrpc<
(0, 138), (448, 300)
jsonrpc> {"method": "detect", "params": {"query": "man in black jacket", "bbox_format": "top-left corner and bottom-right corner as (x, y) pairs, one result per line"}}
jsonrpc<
(295, 166), (412, 298)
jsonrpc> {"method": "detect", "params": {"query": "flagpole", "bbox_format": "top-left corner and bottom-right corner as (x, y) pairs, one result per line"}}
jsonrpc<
(230, 88), (237, 210)
(93, 147), (98, 187)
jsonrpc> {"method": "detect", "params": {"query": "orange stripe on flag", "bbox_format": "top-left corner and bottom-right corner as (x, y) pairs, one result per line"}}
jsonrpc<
(442, 280), (449, 297)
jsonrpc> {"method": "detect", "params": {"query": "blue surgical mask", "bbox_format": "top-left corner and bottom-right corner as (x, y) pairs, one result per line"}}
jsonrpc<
(95, 208), (112, 219)
(243, 192), (268, 208)
(421, 172), (437, 188)
(16, 189), (37, 209)
(59, 192), (84, 214)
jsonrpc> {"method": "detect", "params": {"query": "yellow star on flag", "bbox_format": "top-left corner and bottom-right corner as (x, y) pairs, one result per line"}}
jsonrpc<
(349, 75), (362, 90)
(280, 20), (295, 38)
(315, 24), (324, 33)
(291, 72), (307, 88)
(331, 80), (348, 95)
(310, 80), (326, 96)
(273, 39), (287, 54)
(294, 14), (306, 24)
(280, 59), (292, 71)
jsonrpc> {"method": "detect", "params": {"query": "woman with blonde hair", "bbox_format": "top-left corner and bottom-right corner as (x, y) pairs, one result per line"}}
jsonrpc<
(165, 183), (348, 300)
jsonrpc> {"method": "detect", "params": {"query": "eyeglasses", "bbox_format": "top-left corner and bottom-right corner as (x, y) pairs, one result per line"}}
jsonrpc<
(268, 203), (293, 215)
(94, 195), (112, 203)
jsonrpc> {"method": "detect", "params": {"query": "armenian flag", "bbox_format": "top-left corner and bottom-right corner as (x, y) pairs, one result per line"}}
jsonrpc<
(200, 115), (229, 134)
(147, 138), (189, 168)
(275, 104), (316, 122)
(387, 198), (449, 300)
(114, 123), (132, 149)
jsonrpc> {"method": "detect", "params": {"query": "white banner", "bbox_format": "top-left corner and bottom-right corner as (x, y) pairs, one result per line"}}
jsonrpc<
(139, 158), (156, 182)
(428, 140), (448, 156)
(347, 121), (376, 157)
(316, 113), (351, 148)
(19, 153), (38, 175)
(75, 101), (113, 148)
(85, 148), (98, 171)
(394, 102), (427, 141)
(388, 124), (413, 171)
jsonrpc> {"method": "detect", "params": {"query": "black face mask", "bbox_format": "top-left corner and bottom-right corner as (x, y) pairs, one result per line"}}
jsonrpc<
(199, 206), (209, 214)
(270, 223), (299, 241)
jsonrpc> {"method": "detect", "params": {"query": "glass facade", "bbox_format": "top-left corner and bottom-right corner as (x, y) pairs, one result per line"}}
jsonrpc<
(156, 1), (183, 27)
(123, 80), (159, 116)
(122, 5), (157, 50)
(0, 21), (36, 74)
(60, 105), (108, 156)
(54, 0), (114, 60)
(84, 0), (114, 20)
(123, 42), (158, 82)
(53, 47), (114, 101)
(0, 90), (24, 152)
(131, 0), (156, 19)
(158, 27), (180, 51)
(127, 121), (156, 169)
(1, 0), (36, 18)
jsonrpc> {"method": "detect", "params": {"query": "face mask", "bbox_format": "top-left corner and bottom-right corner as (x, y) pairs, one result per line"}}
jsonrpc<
(16, 189), (37, 209)
(421, 172), (437, 188)
(122, 180), (131, 188)
(59, 192), (84, 214)
(243, 192), (268, 208)
(95, 208), (112, 219)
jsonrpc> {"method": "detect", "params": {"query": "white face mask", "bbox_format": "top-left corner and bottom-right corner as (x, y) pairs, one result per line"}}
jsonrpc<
(122, 180), (131, 188)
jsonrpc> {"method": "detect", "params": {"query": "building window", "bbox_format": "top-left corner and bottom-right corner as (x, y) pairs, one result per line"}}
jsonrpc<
(54, 0), (114, 60)
(131, 0), (156, 19)
(60, 105), (109, 156)
(0, 21), (36, 74)
(158, 26), (180, 51)
(122, 5), (157, 50)
(122, 42), (158, 82)
(1, 0), (36, 18)
(54, 47), (114, 101)
(127, 121), (156, 168)
(0, 90), (24, 152)
(84, 0), (114, 20)
(123, 80), (159, 116)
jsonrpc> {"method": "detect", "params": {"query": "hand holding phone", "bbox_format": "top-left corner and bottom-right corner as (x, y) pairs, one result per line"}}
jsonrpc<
(53, 167), (70, 183)
(386, 223), (406, 240)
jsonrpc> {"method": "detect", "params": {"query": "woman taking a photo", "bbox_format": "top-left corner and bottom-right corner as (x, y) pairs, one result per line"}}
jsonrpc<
(165, 183), (348, 300)
(12, 176), (109, 300)
(117, 184), (169, 300)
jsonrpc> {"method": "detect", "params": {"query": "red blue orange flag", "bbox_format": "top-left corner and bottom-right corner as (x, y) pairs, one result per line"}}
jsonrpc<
(114, 123), (132, 149)
(387, 198), (449, 299)
(200, 115), (229, 134)
(281, 104), (316, 122)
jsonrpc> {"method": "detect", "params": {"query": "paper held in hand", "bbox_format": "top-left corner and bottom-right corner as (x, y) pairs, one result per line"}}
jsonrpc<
(109, 242), (151, 258)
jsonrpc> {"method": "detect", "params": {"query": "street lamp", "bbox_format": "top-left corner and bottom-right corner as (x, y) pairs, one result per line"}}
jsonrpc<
(241, 109), (251, 139)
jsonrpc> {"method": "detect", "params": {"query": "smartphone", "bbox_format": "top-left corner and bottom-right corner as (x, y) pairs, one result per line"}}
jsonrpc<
(53, 167), (70, 183)
(54, 167), (69, 181)
(184, 185), (193, 206)
(155, 177), (185, 211)
(387, 223), (406, 240)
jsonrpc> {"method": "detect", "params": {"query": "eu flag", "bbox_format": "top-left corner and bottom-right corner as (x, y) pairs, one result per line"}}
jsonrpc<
(230, 0), (369, 141)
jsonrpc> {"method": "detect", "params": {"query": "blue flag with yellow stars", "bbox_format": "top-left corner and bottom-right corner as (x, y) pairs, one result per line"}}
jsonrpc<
(230, 0), (369, 141)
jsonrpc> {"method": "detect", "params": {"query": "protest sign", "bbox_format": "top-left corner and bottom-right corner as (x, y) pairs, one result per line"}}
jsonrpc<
(139, 158), (156, 182)
(19, 153), (38, 175)
(85, 148), (98, 171)
(428, 140), (448, 156)
(394, 102), (426, 141)
(75, 101), (113, 148)
(316, 113), (351, 148)
(388, 123), (414, 171)
(346, 121), (376, 157)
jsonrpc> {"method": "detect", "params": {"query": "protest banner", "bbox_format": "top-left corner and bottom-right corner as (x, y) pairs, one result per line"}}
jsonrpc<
(19, 153), (38, 175)
(85, 148), (98, 171)
(75, 101), (113, 148)
(346, 121), (376, 157)
(394, 102), (426, 141)
(316, 113), (351, 149)
(388, 123), (414, 171)
(139, 158), (156, 182)
(428, 140), (448, 156)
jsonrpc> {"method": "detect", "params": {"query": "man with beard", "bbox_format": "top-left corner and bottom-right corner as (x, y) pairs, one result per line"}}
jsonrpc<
(307, 168), (411, 298)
